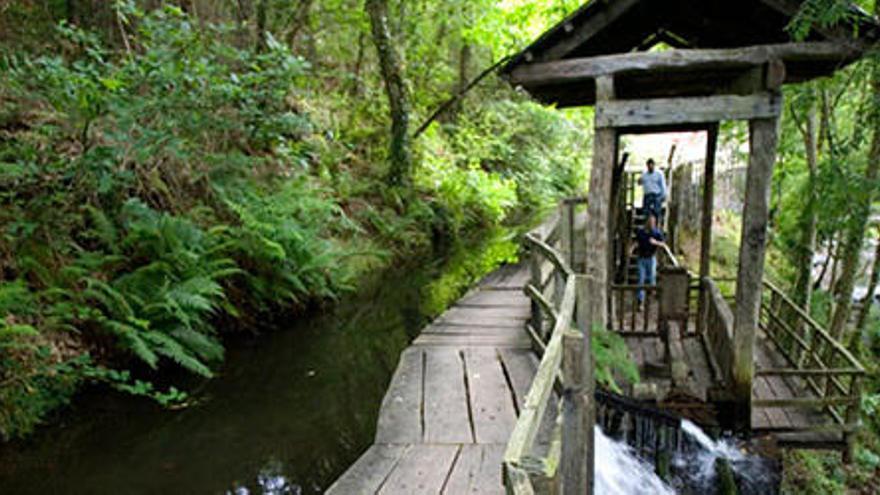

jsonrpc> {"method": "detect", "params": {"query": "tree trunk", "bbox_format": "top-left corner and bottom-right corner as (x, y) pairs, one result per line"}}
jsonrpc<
(350, 31), (366, 97)
(827, 36), (880, 342)
(66, 0), (78, 24)
(445, 42), (471, 119)
(366, 0), (413, 187)
(814, 236), (833, 292)
(255, 0), (267, 50)
(793, 103), (819, 310)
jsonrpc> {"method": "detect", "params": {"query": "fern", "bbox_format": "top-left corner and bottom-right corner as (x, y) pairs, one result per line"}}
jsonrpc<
(592, 324), (640, 393)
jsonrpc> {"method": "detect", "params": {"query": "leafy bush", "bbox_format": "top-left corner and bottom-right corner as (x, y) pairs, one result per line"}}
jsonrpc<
(0, 3), (593, 440)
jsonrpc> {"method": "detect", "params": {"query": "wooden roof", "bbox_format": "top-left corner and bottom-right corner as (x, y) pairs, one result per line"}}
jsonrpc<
(501, 0), (879, 107)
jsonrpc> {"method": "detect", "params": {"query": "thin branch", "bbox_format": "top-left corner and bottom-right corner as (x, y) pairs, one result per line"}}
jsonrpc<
(413, 54), (513, 138)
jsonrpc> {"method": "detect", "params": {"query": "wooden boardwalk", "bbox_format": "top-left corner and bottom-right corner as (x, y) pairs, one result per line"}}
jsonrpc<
(328, 264), (536, 494)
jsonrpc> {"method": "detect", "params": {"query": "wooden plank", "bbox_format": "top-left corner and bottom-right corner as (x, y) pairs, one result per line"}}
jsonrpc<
(682, 336), (713, 395)
(480, 264), (529, 289)
(375, 348), (423, 444)
(327, 444), (408, 495)
(458, 289), (530, 307)
(466, 348), (519, 444)
(378, 444), (460, 495)
(442, 444), (506, 494)
(437, 314), (525, 328)
(498, 349), (539, 412)
(510, 42), (861, 85)
(413, 334), (531, 348)
(442, 306), (531, 320)
(595, 93), (782, 128)
(424, 348), (474, 444)
(753, 376), (792, 429)
(422, 324), (522, 337)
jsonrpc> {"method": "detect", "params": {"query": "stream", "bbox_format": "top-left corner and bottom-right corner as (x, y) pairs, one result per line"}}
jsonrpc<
(0, 231), (519, 495)
(0, 226), (779, 495)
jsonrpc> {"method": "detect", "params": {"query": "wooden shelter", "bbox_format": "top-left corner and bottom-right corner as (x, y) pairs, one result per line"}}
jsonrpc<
(500, 1), (877, 492)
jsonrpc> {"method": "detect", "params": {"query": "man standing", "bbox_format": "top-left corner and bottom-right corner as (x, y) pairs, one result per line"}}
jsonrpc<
(631, 214), (666, 305)
(640, 158), (667, 222)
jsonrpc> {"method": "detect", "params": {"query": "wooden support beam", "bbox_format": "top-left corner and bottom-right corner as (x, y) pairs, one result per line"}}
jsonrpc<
(596, 93), (782, 129)
(537, 0), (642, 62)
(732, 112), (782, 427)
(722, 60), (787, 95)
(584, 75), (615, 333)
(697, 123), (720, 333)
(509, 42), (860, 86)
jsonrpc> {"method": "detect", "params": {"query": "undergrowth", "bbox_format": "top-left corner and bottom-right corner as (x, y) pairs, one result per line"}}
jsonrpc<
(0, 6), (589, 439)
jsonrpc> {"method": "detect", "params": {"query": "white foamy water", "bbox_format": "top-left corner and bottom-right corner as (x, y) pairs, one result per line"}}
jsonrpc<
(677, 419), (746, 482)
(595, 426), (675, 495)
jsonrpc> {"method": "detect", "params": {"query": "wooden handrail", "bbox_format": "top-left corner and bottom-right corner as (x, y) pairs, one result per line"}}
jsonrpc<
(761, 279), (864, 373)
(525, 233), (574, 277)
(756, 368), (864, 376)
(504, 276), (575, 476)
(659, 244), (680, 268)
(506, 197), (589, 494)
(525, 284), (557, 329)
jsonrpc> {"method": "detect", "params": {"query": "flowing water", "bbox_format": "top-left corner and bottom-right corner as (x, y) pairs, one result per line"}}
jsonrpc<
(0, 225), (779, 495)
(0, 232), (518, 495)
(595, 426), (675, 495)
(595, 419), (778, 495)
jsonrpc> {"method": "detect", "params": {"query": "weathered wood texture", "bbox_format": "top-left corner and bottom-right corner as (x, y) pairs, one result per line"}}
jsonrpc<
(732, 115), (781, 421)
(329, 264), (537, 494)
(595, 93), (782, 129)
(499, 0), (877, 107)
(585, 76), (615, 329)
(509, 42), (858, 87)
(704, 278), (736, 386)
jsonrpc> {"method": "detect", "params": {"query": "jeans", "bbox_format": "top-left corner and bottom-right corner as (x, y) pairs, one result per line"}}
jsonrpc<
(637, 256), (656, 302)
(643, 193), (663, 222)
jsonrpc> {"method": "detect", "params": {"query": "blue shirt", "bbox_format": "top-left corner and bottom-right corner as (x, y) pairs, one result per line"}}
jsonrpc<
(641, 170), (667, 199)
(635, 228), (664, 258)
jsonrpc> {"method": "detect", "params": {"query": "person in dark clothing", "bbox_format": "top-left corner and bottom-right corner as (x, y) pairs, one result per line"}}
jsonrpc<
(630, 214), (666, 303)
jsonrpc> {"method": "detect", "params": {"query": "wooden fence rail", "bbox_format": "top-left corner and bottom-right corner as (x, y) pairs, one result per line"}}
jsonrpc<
(504, 199), (593, 495)
(756, 279), (865, 453)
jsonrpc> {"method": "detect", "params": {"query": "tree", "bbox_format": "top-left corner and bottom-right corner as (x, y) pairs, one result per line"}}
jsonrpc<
(366, 0), (413, 187)
(827, 9), (880, 343)
(789, 90), (820, 310)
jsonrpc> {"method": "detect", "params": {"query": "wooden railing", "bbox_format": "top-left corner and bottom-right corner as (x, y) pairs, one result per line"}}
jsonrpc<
(756, 280), (865, 444)
(610, 243), (684, 336)
(610, 284), (660, 336)
(702, 277), (735, 385)
(504, 199), (592, 494)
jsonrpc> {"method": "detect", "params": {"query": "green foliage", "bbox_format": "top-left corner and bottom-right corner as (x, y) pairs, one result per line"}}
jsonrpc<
(592, 324), (640, 393)
(782, 450), (846, 495)
(0, 0), (592, 440)
(420, 229), (519, 317)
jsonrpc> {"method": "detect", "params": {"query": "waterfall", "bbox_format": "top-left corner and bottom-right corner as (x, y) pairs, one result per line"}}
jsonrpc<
(595, 426), (675, 495)
(596, 420), (778, 495)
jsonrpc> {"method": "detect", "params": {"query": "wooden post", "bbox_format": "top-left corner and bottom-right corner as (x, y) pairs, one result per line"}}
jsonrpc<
(697, 123), (719, 334)
(588, 75), (616, 332)
(566, 275), (596, 495)
(844, 374), (862, 463)
(561, 201), (575, 270)
(563, 74), (616, 495)
(530, 247), (544, 345)
(732, 111), (781, 426)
